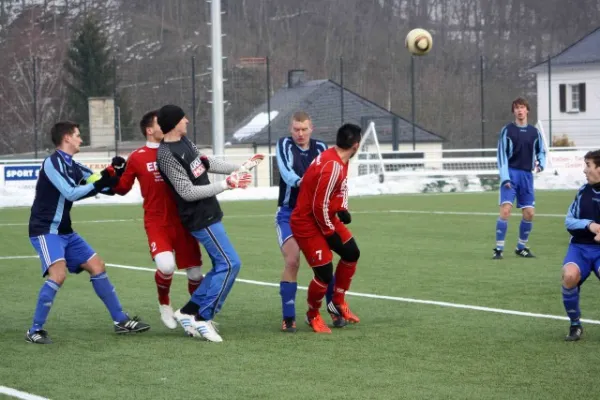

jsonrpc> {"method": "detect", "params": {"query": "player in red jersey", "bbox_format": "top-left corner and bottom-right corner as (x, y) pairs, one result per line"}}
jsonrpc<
(111, 110), (203, 329)
(290, 123), (362, 334)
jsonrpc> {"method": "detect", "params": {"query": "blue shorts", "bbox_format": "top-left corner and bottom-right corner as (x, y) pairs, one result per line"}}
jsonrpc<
(275, 207), (293, 247)
(499, 168), (535, 208)
(563, 243), (600, 283)
(30, 233), (96, 277)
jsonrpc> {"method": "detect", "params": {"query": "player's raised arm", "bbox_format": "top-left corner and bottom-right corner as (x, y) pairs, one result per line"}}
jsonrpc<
(276, 137), (302, 187)
(497, 126), (511, 185)
(157, 145), (227, 201)
(312, 160), (342, 236)
(184, 136), (240, 174)
(204, 156), (240, 174)
(535, 128), (547, 171)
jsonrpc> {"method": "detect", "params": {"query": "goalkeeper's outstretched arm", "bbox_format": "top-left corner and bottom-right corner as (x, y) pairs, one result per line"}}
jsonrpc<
(157, 145), (228, 202)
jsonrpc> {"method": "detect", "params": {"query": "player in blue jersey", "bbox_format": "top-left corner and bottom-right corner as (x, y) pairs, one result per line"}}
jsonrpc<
(26, 121), (150, 344)
(275, 111), (339, 332)
(493, 98), (546, 259)
(560, 150), (600, 341)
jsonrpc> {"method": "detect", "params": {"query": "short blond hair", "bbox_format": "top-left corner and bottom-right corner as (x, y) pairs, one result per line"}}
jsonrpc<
(291, 111), (311, 123)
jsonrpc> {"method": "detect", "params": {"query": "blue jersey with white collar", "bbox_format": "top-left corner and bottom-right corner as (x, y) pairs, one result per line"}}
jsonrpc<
(565, 184), (600, 245)
(29, 150), (98, 236)
(497, 123), (546, 184)
(276, 137), (327, 209)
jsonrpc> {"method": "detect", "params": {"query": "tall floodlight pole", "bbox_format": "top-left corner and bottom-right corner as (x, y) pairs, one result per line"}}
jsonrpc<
(210, 0), (225, 156)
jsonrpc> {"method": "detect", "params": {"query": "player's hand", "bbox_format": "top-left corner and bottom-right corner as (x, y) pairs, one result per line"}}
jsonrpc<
(589, 222), (600, 234)
(93, 168), (119, 190)
(225, 171), (252, 189)
(238, 154), (265, 173)
(111, 156), (127, 177)
(337, 210), (352, 224)
(502, 180), (511, 189)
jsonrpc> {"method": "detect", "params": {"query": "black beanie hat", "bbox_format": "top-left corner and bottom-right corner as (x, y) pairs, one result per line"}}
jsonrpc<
(157, 104), (185, 134)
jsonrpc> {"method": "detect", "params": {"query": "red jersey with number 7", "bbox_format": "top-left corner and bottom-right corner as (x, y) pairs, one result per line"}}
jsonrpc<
(112, 142), (179, 226)
(290, 147), (349, 238)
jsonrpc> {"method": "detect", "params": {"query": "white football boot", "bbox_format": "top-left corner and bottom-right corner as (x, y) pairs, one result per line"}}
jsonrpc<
(173, 309), (201, 338)
(193, 320), (223, 343)
(159, 304), (177, 329)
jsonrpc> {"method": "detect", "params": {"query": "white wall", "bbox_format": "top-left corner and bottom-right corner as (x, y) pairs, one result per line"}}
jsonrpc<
(535, 63), (600, 148)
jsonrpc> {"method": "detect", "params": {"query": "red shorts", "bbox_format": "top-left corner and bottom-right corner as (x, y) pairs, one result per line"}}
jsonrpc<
(145, 221), (202, 269)
(294, 221), (353, 267)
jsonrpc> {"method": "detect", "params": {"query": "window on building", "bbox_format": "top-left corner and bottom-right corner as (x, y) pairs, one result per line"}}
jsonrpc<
(569, 84), (580, 111)
(559, 83), (586, 113)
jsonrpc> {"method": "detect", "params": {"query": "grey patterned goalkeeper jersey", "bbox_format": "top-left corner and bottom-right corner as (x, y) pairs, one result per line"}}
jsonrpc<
(157, 135), (239, 231)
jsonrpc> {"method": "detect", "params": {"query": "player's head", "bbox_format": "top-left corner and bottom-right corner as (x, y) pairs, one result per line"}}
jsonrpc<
(584, 150), (600, 185)
(157, 104), (188, 136)
(289, 111), (313, 148)
(51, 121), (82, 154)
(140, 110), (163, 143)
(336, 123), (362, 158)
(512, 97), (529, 122)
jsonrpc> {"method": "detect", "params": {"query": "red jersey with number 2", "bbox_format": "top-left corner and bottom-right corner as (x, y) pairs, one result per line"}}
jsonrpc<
(113, 143), (201, 268)
(290, 147), (349, 238)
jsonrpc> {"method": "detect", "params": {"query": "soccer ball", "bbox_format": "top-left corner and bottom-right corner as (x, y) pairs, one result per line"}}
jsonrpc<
(405, 28), (432, 55)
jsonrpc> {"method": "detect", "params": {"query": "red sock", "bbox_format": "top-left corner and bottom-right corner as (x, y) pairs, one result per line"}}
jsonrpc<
(333, 260), (357, 305)
(188, 277), (203, 295)
(307, 277), (328, 318)
(155, 270), (173, 305)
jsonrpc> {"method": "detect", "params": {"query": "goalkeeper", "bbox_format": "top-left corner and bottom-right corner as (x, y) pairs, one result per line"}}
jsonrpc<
(560, 150), (600, 341)
(493, 97), (546, 259)
(156, 104), (263, 343)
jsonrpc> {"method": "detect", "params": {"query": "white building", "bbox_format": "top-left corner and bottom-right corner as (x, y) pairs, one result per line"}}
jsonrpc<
(530, 27), (600, 148)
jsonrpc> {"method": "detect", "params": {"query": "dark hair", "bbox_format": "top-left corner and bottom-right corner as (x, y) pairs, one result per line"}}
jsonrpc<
(512, 97), (530, 112)
(50, 121), (79, 146)
(336, 123), (362, 149)
(140, 110), (158, 138)
(584, 150), (600, 168)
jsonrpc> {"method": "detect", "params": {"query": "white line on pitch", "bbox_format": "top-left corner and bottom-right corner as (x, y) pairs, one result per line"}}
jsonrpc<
(0, 255), (594, 325)
(0, 209), (565, 227)
(0, 386), (50, 400)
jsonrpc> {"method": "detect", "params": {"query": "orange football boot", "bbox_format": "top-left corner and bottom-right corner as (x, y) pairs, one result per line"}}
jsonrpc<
(305, 313), (332, 334)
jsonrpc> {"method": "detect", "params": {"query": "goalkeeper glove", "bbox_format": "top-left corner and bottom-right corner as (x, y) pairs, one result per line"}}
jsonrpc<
(111, 156), (127, 177)
(223, 171), (252, 189)
(325, 231), (344, 253)
(93, 168), (119, 191)
(238, 154), (265, 173)
(337, 210), (352, 225)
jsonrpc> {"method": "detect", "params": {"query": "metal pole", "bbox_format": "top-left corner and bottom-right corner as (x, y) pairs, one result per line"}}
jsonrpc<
(191, 55), (197, 144)
(266, 56), (272, 186)
(547, 56), (552, 145)
(210, 0), (225, 157)
(340, 57), (344, 124)
(411, 55), (416, 151)
(480, 54), (485, 150)
(33, 57), (38, 159)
